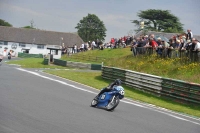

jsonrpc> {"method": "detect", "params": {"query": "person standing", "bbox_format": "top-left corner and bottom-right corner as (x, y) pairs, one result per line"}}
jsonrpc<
(91, 41), (96, 50)
(80, 43), (85, 52)
(193, 39), (200, 62)
(8, 50), (12, 60)
(67, 46), (71, 56)
(71, 45), (74, 54)
(74, 44), (77, 53)
(0, 53), (3, 63)
(186, 29), (193, 41)
(131, 40), (137, 56)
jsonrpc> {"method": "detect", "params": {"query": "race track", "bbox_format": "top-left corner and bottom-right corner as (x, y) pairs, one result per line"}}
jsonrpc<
(0, 62), (200, 133)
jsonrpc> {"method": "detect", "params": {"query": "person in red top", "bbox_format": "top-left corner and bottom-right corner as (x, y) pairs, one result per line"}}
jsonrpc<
(124, 36), (127, 42)
(149, 38), (158, 49)
(111, 38), (115, 44)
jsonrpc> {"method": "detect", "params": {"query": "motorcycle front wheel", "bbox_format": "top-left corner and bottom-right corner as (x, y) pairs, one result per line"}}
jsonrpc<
(91, 96), (98, 107)
(106, 96), (120, 111)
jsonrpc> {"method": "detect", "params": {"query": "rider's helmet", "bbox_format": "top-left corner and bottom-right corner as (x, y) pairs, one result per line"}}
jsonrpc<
(115, 79), (122, 86)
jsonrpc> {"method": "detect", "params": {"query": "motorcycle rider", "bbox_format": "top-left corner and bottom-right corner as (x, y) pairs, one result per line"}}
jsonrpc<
(0, 54), (3, 63)
(8, 50), (11, 59)
(95, 79), (122, 100)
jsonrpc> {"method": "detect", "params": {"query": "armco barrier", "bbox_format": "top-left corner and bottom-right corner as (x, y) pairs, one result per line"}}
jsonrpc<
(18, 53), (43, 58)
(102, 66), (200, 104)
(91, 64), (102, 70)
(67, 61), (91, 69)
(125, 70), (162, 96)
(102, 67), (126, 83)
(53, 59), (67, 66)
(43, 58), (49, 65)
(161, 78), (200, 104)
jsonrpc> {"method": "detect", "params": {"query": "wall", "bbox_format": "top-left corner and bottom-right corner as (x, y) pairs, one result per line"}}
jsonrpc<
(52, 59), (102, 70)
(18, 53), (43, 58)
(0, 41), (61, 59)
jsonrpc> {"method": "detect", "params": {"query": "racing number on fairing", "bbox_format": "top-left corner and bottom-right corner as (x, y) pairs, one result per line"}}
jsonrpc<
(101, 94), (106, 99)
(119, 90), (125, 95)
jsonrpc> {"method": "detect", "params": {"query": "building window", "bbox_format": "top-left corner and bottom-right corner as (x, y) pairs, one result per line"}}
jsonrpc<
(54, 50), (58, 55)
(0, 41), (3, 45)
(19, 43), (26, 47)
(37, 45), (44, 49)
(4, 41), (8, 45)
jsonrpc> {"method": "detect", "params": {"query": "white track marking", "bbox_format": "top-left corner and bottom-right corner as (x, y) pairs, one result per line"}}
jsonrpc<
(17, 68), (200, 126)
(17, 68), (97, 94)
(124, 98), (200, 121)
(43, 70), (200, 122)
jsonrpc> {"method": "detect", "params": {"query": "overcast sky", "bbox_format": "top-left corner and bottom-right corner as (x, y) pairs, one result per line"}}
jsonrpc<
(0, 0), (200, 42)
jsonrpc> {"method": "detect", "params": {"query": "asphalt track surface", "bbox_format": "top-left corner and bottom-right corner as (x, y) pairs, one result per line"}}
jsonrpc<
(0, 61), (200, 133)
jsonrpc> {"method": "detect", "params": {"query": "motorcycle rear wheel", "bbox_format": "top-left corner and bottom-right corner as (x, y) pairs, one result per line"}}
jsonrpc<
(106, 96), (119, 111)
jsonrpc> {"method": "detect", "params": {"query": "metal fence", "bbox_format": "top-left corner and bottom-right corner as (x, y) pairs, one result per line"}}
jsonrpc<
(102, 66), (200, 105)
(132, 47), (200, 62)
(161, 78), (200, 104)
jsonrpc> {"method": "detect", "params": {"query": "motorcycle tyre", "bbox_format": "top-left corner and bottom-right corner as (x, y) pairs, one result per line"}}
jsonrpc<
(106, 96), (120, 111)
(91, 96), (98, 107)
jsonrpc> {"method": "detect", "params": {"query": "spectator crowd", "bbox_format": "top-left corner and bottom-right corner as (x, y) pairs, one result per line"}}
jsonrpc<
(61, 29), (200, 61)
(130, 29), (200, 61)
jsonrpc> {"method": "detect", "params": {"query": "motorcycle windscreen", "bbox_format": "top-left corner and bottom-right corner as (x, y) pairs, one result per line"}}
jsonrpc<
(96, 92), (114, 108)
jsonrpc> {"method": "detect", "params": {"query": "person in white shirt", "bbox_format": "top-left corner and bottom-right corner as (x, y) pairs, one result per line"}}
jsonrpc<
(74, 44), (77, 53)
(186, 29), (193, 41)
(91, 41), (96, 50)
(194, 40), (200, 51)
(0, 53), (3, 63)
(80, 43), (84, 51)
(190, 30), (193, 39)
(194, 39), (200, 62)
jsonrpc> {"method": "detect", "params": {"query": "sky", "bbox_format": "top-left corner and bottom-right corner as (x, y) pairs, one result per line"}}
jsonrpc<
(0, 0), (200, 42)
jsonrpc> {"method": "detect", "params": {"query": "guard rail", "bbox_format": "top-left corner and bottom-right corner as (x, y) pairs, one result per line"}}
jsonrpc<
(102, 66), (200, 104)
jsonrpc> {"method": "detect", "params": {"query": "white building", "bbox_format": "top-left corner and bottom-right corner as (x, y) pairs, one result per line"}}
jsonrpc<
(0, 26), (83, 59)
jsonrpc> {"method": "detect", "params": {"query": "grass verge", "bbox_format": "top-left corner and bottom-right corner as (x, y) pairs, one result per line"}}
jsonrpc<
(44, 69), (200, 117)
(6, 58), (66, 69)
(61, 48), (200, 83)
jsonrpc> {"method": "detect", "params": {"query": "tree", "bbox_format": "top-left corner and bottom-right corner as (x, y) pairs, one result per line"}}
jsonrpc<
(22, 19), (36, 29)
(0, 19), (12, 27)
(22, 26), (36, 29)
(75, 14), (107, 42)
(131, 9), (184, 33)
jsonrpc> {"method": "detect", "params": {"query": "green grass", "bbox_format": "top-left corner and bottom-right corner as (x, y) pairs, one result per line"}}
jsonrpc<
(106, 54), (200, 83)
(62, 48), (131, 59)
(44, 69), (200, 117)
(61, 48), (200, 83)
(61, 48), (131, 64)
(6, 58), (66, 69)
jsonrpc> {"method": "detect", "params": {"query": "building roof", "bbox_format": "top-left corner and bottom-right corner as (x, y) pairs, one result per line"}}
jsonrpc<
(135, 31), (200, 41)
(0, 26), (84, 46)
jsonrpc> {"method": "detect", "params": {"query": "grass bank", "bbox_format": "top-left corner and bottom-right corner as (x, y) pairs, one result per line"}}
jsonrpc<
(6, 58), (66, 69)
(61, 48), (200, 83)
(44, 69), (200, 117)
